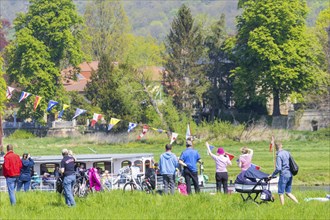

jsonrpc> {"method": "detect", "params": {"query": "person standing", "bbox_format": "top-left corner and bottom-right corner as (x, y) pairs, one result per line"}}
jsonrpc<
(60, 149), (76, 207)
(179, 139), (202, 194)
(206, 142), (232, 193)
(159, 144), (178, 195)
(238, 146), (253, 171)
(3, 144), (22, 205)
(269, 141), (299, 205)
(17, 153), (34, 191)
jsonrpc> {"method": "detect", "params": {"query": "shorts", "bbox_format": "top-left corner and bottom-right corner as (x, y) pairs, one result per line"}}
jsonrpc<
(278, 175), (292, 194)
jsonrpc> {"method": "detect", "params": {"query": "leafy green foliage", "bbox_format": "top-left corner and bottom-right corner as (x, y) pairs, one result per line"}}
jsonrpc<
(8, 129), (35, 139)
(83, 0), (130, 61)
(4, 0), (84, 122)
(163, 4), (209, 117)
(234, 0), (327, 116)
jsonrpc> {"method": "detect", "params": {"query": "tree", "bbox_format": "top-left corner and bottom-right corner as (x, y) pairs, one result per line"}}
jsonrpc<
(0, 22), (7, 148)
(5, 0), (84, 121)
(163, 4), (209, 117)
(83, 0), (130, 61)
(0, 18), (10, 52)
(204, 14), (236, 120)
(234, 0), (326, 116)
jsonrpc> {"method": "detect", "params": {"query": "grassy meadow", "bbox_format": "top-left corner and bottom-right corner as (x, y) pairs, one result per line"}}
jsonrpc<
(0, 129), (329, 219)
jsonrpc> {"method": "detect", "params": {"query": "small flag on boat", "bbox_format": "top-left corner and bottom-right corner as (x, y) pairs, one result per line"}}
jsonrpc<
(47, 100), (59, 112)
(72, 108), (87, 120)
(58, 104), (70, 119)
(91, 113), (102, 126)
(33, 96), (42, 111)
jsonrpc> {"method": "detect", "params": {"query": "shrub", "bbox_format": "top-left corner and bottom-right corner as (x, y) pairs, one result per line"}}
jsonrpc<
(9, 129), (35, 139)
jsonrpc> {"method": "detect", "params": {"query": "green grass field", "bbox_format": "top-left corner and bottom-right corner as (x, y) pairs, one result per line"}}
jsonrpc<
(0, 190), (329, 219)
(0, 131), (329, 219)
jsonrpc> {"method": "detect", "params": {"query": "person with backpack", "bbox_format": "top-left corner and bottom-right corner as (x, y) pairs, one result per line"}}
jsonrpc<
(269, 141), (299, 205)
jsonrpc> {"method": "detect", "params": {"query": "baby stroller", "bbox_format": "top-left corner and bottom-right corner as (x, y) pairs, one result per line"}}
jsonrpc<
(235, 167), (274, 204)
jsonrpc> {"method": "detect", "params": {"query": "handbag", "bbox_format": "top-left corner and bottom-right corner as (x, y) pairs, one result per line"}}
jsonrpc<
(289, 154), (299, 176)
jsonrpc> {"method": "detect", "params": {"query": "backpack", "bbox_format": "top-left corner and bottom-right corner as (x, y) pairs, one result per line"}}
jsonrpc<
(289, 154), (299, 176)
(260, 189), (274, 202)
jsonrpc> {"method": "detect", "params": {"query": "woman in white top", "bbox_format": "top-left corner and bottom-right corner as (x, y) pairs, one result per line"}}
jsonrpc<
(206, 142), (232, 193)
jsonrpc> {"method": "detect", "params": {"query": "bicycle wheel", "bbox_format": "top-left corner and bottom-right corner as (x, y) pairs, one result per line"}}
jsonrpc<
(123, 182), (137, 192)
(73, 183), (80, 197)
(141, 181), (153, 194)
(78, 183), (89, 197)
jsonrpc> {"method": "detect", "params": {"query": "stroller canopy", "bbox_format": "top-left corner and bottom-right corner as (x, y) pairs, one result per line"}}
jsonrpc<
(235, 167), (269, 185)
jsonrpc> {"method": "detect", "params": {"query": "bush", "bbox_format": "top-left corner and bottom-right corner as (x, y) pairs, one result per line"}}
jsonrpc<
(9, 130), (35, 139)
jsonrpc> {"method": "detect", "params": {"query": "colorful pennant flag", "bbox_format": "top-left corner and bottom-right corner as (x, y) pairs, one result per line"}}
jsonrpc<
(108, 118), (121, 131)
(18, 91), (31, 103)
(91, 113), (102, 126)
(72, 108), (87, 120)
(47, 100), (58, 112)
(225, 152), (235, 161)
(209, 145), (215, 151)
(186, 124), (191, 140)
(127, 122), (137, 132)
(251, 163), (261, 170)
(58, 104), (70, 119)
(6, 86), (15, 99)
(170, 132), (178, 144)
(33, 96), (42, 111)
(269, 143), (273, 152)
(137, 125), (149, 140)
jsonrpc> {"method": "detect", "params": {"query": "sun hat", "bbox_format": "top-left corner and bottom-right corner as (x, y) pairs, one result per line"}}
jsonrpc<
(217, 147), (225, 155)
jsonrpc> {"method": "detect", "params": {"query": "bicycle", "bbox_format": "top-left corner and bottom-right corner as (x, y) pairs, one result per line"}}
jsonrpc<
(73, 171), (90, 197)
(123, 167), (153, 194)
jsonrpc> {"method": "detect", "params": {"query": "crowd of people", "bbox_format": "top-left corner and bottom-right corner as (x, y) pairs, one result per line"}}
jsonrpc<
(2, 136), (299, 206)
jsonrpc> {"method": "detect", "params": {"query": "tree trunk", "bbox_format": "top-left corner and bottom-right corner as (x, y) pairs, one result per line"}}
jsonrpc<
(272, 90), (281, 116)
(0, 114), (3, 154)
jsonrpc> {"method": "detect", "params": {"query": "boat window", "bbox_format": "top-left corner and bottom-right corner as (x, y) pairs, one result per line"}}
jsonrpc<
(93, 162), (111, 174)
(40, 163), (60, 175)
(121, 160), (131, 167)
(74, 162), (86, 172)
(134, 160), (142, 172)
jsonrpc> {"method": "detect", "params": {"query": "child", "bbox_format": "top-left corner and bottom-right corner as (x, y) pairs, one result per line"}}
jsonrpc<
(177, 177), (187, 196)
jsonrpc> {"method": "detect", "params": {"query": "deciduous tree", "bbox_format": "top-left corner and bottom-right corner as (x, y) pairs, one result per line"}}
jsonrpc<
(234, 0), (326, 116)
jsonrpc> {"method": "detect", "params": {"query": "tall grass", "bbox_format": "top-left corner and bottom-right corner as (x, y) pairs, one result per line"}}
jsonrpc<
(0, 190), (329, 219)
(3, 129), (330, 185)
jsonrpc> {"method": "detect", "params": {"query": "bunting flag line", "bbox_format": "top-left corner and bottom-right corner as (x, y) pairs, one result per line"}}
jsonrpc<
(137, 125), (149, 140)
(91, 113), (102, 127)
(186, 124), (191, 140)
(58, 104), (70, 119)
(251, 163), (261, 170)
(18, 91), (31, 103)
(170, 132), (178, 144)
(72, 108), (87, 120)
(225, 152), (235, 161)
(6, 86), (15, 99)
(127, 122), (137, 132)
(108, 118), (121, 131)
(47, 100), (59, 112)
(33, 96), (42, 112)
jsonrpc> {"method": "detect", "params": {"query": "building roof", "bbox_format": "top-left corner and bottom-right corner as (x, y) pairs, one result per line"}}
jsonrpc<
(61, 61), (163, 92)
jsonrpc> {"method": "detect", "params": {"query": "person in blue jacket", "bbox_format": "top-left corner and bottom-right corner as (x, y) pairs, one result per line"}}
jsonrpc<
(17, 153), (35, 191)
(159, 144), (178, 195)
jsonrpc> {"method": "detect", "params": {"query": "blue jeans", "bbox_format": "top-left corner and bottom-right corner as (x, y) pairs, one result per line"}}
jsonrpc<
(162, 174), (175, 195)
(278, 175), (292, 194)
(17, 180), (31, 192)
(6, 177), (18, 205)
(63, 174), (76, 206)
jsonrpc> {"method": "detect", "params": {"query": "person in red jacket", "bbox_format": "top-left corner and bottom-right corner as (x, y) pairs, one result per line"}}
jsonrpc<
(3, 144), (22, 205)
